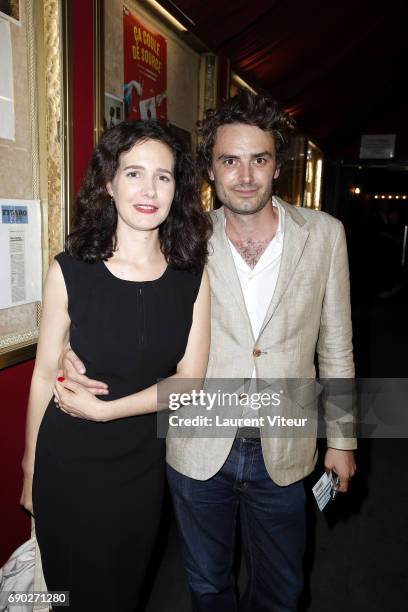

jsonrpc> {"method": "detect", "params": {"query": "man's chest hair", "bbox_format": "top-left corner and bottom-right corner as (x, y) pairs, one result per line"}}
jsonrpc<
(229, 236), (272, 269)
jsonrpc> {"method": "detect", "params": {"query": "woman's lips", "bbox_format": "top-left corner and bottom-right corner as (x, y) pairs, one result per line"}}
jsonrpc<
(134, 204), (158, 214)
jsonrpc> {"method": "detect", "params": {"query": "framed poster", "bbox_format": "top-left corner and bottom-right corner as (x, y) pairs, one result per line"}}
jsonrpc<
(123, 5), (167, 121)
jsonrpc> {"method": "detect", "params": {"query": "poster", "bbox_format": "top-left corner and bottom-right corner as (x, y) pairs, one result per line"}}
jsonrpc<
(0, 199), (42, 309)
(123, 5), (167, 122)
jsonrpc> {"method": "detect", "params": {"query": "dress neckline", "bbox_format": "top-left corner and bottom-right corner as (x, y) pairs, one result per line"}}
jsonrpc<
(100, 260), (170, 284)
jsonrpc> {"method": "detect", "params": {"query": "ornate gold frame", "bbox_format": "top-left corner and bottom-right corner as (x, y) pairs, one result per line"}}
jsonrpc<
(0, 0), (69, 369)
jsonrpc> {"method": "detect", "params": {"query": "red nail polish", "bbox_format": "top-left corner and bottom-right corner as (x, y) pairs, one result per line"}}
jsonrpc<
(57, 376), (65, 382)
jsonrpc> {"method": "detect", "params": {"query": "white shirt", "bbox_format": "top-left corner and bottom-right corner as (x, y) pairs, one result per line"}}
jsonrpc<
(227, 198), (285, 420)
(227, 198), (285, 338)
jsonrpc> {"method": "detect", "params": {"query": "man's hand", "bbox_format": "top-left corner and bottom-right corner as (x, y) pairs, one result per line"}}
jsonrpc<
(55, 378), (112, 422)
(324, 448), (356, 493)
(57, 347), (109, 396)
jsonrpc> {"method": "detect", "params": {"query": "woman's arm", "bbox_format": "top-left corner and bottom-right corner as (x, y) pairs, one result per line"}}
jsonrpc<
(20, 261), (70, 512)
(56, 268), (211, 421)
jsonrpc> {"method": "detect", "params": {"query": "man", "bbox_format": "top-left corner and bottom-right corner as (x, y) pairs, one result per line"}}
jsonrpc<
(61, 91), (356, 611)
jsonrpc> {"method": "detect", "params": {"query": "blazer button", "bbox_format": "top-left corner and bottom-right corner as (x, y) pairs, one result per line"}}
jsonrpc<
(253, 348), (262, 357)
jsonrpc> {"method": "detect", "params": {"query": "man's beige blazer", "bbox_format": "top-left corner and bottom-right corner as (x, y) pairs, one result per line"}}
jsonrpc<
(166, 197), (356, 486)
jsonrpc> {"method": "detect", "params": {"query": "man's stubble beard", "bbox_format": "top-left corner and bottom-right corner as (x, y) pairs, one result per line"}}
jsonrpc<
(217, 184), (274, 216)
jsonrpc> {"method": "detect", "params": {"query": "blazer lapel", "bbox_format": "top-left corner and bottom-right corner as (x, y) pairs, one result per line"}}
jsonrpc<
(210, 208), (253, 329)
(257, 200), (310, 338)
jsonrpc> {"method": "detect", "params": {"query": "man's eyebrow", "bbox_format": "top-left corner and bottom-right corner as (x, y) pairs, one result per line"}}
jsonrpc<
(216, 151), (273, 161)
(250, 151), (273, 158)
(216, 154), (240, 161)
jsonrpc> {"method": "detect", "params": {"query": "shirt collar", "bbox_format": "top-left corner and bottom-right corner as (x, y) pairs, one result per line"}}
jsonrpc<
(273, 196), (285, 239)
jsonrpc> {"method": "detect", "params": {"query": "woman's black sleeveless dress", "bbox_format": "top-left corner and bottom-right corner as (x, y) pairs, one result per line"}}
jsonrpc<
(33, 252), (202, 611)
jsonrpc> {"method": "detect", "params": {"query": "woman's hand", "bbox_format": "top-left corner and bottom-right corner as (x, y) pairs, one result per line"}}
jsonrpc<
(20, 471), (34, 515)
(54, 378), (112, 422)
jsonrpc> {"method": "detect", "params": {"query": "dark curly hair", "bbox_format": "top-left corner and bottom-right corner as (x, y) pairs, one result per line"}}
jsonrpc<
(197, 90), (291, 183)
(66, 120), (211, 272)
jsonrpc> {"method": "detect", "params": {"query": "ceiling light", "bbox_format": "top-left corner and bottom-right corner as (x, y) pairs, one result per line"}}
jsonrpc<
(145, 0), (187, 31)
(232, 73), (257, 95)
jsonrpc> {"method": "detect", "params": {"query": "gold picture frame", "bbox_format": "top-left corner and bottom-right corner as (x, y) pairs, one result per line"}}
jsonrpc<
(0, 0), (70, 369)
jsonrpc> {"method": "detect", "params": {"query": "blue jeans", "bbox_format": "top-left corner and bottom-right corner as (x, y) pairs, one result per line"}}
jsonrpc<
(167, 439), (306, 612)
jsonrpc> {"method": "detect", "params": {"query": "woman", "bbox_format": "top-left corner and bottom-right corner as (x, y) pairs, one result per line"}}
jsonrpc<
(20, 120), (211, 611)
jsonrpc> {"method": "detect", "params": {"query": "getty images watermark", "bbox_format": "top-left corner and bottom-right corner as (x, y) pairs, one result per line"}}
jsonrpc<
(167, 389), (307, 429)
(155, 379), (331, 438)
